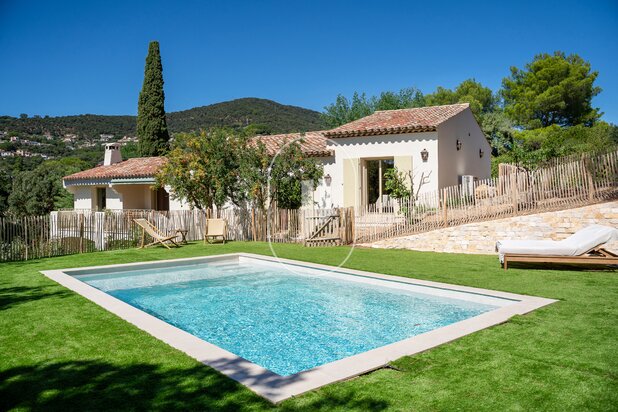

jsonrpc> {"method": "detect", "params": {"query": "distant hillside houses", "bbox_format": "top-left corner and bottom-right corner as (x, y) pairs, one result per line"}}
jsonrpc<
(99, 134), (115, 141)
(117, 135), (138, 145)
(0, 149), (50, 159)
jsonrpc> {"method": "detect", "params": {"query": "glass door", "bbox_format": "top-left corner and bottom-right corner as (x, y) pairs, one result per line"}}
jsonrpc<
(363, 158), (394, 210)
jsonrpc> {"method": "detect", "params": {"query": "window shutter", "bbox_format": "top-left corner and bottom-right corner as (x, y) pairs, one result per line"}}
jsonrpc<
(343, 158), (359, 208)
(394, 156), (413, 189)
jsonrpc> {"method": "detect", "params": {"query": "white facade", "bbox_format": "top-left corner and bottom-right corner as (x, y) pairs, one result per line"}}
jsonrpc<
(436, 108), (492, 188)
(65, 181), (190, 211)
(64, 143), (190, 211)
(305, 108), (491, 209)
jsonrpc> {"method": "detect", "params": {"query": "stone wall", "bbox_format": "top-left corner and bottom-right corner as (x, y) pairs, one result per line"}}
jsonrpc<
(369, 201), (618, 254)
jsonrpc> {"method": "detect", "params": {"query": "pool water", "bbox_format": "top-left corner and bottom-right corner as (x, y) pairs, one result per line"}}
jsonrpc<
(76, 257), (504, 376)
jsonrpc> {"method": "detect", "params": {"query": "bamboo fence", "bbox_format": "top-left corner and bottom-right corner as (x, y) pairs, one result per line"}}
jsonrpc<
(1, 150), (615, 261)
(354, 150), (618, 243)
(0, 207), (354, 262)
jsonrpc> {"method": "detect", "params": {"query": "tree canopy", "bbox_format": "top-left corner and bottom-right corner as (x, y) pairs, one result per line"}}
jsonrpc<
(137, 41), (170, 156)
(7, 158), (89, 217)
(424, 79), (497, 116)
(322, 87), (425, 128)
(322, 51), (613, 172)
(502, 52), (602, 129)
(156, 129), (242, 211)
(238, 136), (323, 211)
(157, 129), (323, 212)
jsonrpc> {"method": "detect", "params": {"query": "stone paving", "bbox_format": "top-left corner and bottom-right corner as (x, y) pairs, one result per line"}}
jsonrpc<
(367, 201), (618, 254)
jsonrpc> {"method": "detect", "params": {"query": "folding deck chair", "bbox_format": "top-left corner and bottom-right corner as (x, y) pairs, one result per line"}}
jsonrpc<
(133, 218), (180, 249)
(204, 219), (227, 244)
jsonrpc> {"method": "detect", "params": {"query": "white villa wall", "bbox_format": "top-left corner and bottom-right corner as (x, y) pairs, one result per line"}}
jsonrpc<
(111, 185), (152, 210)
(305, 156), (337, 208)
(70, 184), (191, 211)
(437, 109), (491, 188)
(167, 185), (191, 211)
(324, 133), (439, 208)
(73, 186), (94, 209)
(105, 186), (123, 210)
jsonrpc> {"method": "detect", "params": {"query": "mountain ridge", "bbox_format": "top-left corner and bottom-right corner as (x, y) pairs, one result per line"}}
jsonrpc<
(0, 98), (327, 138)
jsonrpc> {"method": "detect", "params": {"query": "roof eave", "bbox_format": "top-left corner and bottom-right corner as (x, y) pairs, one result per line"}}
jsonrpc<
(323, 125), (437, 138)
(64, 175), (157, 185)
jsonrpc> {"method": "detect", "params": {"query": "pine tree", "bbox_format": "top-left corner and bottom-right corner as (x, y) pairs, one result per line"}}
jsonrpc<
(137, 41), (170, 156)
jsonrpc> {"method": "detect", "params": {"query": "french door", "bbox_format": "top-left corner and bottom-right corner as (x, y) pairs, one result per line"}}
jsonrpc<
(362, 158), (394, 210)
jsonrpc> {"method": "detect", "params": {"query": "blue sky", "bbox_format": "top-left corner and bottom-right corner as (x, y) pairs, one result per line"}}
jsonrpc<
(1, 0), (617, 122)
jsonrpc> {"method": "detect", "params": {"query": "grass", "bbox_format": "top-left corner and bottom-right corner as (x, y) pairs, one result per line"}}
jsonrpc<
(1, 242), (617, 411)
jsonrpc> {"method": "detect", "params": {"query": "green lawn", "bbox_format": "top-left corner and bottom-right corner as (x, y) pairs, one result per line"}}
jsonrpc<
(1, 242), (617, 411)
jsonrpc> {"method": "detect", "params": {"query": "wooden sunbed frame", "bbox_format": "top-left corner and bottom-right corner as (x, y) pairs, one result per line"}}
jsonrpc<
(133, 218), (180, 249)
(503, 246), (618, 270)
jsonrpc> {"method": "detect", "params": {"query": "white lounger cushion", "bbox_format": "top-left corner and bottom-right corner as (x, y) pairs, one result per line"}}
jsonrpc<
(496, 224), (618, 261)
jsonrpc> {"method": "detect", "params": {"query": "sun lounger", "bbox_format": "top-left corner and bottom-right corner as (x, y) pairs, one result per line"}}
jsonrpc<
(133, 218), (180, 249)
(496, 224), (618, 270)
(204, 218), (227, 244)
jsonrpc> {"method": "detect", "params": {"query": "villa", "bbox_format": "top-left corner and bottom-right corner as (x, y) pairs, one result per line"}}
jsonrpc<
(63, 103), (491, 211)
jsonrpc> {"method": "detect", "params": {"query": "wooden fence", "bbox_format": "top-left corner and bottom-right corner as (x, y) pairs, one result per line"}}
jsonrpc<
(354, 150), (618, 243)
(0, 207), (354, 262)
(1, 150), (615, 261)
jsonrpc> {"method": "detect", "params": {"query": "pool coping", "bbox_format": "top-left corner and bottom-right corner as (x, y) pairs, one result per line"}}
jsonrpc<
(41, 252), (557, 403)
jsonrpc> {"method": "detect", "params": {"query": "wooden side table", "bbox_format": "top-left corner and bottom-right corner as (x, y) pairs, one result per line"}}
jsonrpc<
(175, 229), (189, 244)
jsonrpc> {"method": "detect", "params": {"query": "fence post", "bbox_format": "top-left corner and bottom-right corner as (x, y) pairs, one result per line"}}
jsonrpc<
(79, 214), (84, 253)
(251, 208), (256, 241)
(510, 173), (518, 215)
(203, 208), (210, 245)
(94, 212), (105, 250)
(442, 188), (448, 227)
(582, 154), (595, 202)
(349, 207), (355, 245)
(24, 216), (29, 261)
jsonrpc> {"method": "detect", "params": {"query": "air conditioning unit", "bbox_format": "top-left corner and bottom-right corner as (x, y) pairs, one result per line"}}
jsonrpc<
(460, 175), (476, 197)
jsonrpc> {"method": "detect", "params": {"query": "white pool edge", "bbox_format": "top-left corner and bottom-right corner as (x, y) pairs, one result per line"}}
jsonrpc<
(41, 252), (557, 403)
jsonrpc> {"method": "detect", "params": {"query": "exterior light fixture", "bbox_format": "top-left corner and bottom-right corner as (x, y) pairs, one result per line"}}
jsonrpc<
(456, 139), (463, 151)
(421, 148), (429, 162)
(324, 174), (332, 186)
(479, 149), (484, 158)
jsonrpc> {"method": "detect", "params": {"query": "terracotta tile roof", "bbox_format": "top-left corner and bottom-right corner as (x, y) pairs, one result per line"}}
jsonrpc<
(255, 131), (333, 157)
(64, 132), (332, 183)
(323, 103), (470, 138)
(64, 157), (167, 181)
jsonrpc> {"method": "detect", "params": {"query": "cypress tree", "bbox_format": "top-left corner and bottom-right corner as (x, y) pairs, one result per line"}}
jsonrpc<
(137, 41), (170, 156)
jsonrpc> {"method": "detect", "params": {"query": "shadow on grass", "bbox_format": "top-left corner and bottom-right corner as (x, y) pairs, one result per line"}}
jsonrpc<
(0, 360), (391, 411)
(506, 262), (618, 272)
(0, 360), (272, 411)
(0, 285), (72, 311)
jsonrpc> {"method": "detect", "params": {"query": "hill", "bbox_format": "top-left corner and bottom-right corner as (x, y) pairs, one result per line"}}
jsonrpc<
(0, 98), (327, 138)
(167, 98), (326, 134)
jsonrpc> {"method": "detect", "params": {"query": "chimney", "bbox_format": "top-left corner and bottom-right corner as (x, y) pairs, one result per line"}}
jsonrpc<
(103, 143), (122, 166)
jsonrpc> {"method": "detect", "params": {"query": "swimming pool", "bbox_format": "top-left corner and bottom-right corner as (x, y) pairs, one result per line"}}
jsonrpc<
(43, 253), (555, 402)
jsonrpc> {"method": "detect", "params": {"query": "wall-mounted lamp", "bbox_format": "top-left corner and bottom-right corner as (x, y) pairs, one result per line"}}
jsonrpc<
(456, 139), (463, 151)
(421, 148), (429, 162)
(324, 174), (332, 186)
(479, 149), (484, 158)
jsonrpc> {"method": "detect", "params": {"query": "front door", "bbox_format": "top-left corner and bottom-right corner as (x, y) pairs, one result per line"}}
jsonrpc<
(95, 187), (106, 210)
(155, 187), (170, 211)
